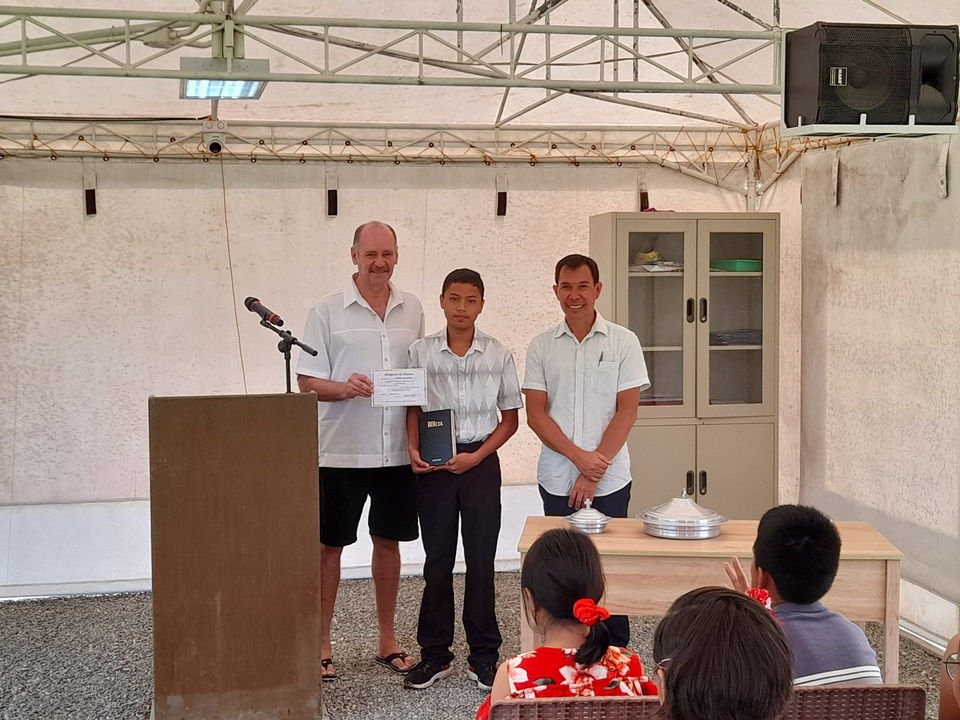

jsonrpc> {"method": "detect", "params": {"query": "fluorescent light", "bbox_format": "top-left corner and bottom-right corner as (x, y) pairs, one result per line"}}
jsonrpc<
(183, 79), (263, 99)
(179, 57), (269, 100)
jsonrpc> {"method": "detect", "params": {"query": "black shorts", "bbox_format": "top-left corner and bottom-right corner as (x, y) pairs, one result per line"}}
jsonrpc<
(319, 465), (418, 547)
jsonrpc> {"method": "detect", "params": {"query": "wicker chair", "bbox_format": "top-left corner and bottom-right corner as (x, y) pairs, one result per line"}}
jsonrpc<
(782, 685), (926, 720)
(487, 685), (926, 720)
(488, 695), (660, 720)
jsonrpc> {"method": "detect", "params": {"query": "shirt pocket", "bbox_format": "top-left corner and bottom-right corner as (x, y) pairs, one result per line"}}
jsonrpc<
(589, 360), (620, 405)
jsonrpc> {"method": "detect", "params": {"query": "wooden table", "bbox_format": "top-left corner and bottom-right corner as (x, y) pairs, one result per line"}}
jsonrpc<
(517, 517), (903, 683)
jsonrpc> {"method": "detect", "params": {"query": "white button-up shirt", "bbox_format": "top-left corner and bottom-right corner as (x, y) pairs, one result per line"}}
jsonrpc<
(297, 279), (424, 468)
(522, 313), (649, 496)
(408, 328), (523, 444)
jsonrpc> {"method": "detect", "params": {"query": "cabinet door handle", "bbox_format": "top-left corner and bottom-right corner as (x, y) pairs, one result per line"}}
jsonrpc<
(685, 470), (695, 495)
(699, 298), (708, 323)
(698, 470), (708, 495)
(686, 298), (695, 323)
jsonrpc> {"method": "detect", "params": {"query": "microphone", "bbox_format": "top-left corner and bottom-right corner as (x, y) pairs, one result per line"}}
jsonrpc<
(244, 297), (284, 326)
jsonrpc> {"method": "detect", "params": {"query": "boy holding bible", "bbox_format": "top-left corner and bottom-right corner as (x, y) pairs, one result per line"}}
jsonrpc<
(404, 268), (523, 692)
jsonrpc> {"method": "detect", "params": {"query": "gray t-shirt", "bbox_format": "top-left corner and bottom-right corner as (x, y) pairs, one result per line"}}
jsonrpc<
(776, 601), (882, 685)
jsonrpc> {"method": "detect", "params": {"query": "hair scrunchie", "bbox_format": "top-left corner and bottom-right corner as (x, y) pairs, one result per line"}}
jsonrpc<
(746, 587), (781, 623)
(572, 598), (610, 627)
(746, 587), (772, 611)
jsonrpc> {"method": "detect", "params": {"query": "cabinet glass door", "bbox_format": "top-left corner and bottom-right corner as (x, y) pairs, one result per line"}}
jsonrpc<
(696, 219), (777, 417)
(616, 219), (696, 418)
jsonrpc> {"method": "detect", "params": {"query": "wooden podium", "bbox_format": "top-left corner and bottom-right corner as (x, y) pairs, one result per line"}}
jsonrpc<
(148, 394), (320, 719)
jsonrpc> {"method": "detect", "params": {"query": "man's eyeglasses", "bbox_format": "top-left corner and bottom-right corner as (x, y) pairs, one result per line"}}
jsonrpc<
(945, 651), (959, 681)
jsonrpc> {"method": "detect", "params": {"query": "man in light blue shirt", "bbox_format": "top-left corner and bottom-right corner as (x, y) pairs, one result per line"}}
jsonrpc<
(522, 253), (649, 646)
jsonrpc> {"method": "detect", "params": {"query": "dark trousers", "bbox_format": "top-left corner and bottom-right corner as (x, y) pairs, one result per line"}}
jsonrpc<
(416, 444), (502, 666)
(539, 482), (632, 648)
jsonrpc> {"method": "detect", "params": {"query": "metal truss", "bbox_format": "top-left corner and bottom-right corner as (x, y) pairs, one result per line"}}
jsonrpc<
(0, 116), (849, 202)
(0, 2), (830, 200)
(0, 5), (781, 130)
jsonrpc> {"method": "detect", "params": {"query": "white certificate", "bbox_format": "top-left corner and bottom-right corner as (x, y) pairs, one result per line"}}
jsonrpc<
(371, 368), (427, 407)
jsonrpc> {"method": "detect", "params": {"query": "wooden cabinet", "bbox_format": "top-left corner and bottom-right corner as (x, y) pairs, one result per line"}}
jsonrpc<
(590, 212), (778, 520)
(626, 422), (776, 520)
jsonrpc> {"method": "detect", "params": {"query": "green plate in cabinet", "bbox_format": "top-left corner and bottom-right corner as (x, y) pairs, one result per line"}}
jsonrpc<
(711, 258), (762, 271)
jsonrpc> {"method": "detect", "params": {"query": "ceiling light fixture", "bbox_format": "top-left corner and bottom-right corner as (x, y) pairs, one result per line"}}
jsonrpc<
(179, 57), (269, 100)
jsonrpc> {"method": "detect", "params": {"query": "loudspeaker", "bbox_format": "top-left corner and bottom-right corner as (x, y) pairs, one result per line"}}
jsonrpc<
(496, 191), (507, 216)
(784, 22), (959, 127)
(84, 188), (97, 216)
(326, 188), (338, 216)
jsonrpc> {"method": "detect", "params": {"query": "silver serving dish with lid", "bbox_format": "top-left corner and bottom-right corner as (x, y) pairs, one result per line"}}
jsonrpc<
(638, 490), (726, 539)
(565, 499), (612, 535)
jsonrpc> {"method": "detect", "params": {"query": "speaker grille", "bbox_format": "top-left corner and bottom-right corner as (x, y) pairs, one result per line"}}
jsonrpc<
(817, 26), (912, 123)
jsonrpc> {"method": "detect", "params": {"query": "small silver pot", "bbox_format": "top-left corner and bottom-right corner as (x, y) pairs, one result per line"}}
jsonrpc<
(638, 491), (726, 539)
(565, 499), (611, 535)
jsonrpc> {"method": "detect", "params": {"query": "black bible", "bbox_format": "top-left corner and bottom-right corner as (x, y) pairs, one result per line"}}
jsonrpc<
(418, 409), (457, 466)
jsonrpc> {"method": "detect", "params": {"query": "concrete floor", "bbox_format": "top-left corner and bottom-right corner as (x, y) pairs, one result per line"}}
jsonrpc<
(0, 572), (944, 719)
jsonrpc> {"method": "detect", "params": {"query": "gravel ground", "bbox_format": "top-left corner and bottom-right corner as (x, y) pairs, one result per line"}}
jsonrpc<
(0, 572), (944, 720)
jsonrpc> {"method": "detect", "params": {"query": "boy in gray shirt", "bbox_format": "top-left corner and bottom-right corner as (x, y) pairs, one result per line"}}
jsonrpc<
(725, 504), (882, 685)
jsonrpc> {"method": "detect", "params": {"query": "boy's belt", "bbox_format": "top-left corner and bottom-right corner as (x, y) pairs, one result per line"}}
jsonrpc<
(456, 440), (485, 453)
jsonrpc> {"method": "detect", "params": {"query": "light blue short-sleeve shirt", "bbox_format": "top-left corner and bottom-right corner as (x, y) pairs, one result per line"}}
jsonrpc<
(522, 313), (649, 496)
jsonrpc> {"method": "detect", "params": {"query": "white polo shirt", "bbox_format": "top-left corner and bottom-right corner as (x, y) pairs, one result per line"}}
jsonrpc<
(297, 278), (424, 468)
(522, 312), (649, 496)
(408, 328), (523, 444)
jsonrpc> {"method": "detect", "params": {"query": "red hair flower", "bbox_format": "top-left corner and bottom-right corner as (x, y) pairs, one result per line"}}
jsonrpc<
(572, 598), (611, 627)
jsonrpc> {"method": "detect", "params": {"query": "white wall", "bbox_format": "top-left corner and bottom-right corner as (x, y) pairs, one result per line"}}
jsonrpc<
(0, 157), (802, 596)
(0, 486), (545, 599)
(800, 134), (960, 633)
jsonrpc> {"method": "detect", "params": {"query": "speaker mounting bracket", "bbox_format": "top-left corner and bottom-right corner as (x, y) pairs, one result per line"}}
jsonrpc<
(780, 122), (959, 138)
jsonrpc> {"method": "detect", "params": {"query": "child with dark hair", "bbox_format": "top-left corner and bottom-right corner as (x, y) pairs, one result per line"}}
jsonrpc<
(941, 632), (960, 720)
(653, 587), (792, 720)
(725, 504), (882, 686)
(405, 268), (522, 692)
(475, 528), (656, 720)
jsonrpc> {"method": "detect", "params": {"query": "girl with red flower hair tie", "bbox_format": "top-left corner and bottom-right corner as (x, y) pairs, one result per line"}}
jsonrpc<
(474, 528), (656, 720)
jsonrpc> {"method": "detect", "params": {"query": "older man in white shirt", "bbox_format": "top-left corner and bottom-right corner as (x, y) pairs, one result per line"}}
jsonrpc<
(297, 221), (424, 682)
(522, 253), (649, 647)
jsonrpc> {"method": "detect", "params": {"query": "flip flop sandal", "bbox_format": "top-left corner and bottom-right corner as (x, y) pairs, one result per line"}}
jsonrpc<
(374, 651), (415, 675)
(321, 657), (337, 682)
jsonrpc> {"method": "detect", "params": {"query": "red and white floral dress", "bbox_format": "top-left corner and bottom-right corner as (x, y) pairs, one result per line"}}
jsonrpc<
(475, 646), (657, 720)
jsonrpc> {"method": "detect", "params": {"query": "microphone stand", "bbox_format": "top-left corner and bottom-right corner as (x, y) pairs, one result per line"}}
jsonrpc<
(257, 319), (318, 393)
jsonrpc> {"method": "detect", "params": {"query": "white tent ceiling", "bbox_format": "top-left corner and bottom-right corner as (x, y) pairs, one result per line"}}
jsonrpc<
(0, 0), (958, 184)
